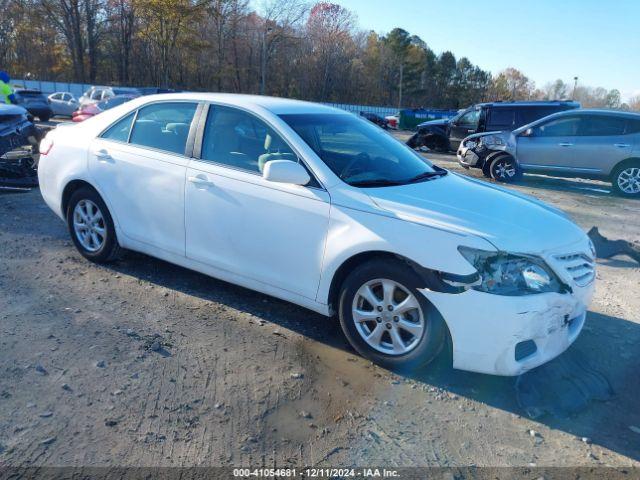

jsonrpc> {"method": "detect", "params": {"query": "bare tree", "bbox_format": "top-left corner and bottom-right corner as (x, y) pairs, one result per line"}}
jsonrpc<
(256, 0), (307, 94)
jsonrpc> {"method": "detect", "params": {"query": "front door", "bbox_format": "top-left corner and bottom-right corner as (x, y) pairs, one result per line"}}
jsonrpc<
(449, 108), (480, 149)
(89, 101), (199, 256)
(517, 115), (582, 172)
(185, 104), (330, 300)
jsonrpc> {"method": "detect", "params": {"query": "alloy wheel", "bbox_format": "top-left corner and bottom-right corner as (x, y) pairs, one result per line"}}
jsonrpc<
(617, 167), (640, 194)
(493, 158), (517, 180)
(73, 199), (106, 252)
(351, 278), (425, 355)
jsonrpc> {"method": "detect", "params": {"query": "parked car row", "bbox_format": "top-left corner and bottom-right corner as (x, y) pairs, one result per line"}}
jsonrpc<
(8, 85), (177, 122)
(72, 94), (140, 122)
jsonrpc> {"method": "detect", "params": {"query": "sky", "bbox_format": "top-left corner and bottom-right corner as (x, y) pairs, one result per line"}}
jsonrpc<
(331, 0), (640, 101)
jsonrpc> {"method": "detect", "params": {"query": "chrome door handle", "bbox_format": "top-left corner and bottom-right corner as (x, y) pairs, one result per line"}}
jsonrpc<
(558, 143), (573, 147)
(614, 143), (631, 148)
(188, 175), (215, 187)
(94, 149), (113, 162)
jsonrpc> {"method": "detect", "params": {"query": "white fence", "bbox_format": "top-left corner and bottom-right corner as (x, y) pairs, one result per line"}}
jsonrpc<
(15, 79), (93, 100)
(14, 79), (398, 117)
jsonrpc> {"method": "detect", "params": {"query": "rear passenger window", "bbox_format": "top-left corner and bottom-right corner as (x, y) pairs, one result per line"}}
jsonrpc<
(488, 108), (515, 129)
(625, 118), (640, 134)
(101, 112), (135, 143)
(129, 102), (197, 155)
(580, 116), (626, 136)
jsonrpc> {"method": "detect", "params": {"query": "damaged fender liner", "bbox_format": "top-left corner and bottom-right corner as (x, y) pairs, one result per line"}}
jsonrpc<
(405, 259), (480, 294)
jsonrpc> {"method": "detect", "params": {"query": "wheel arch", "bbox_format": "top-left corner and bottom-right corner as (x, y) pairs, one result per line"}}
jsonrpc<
(480, 150), (511, 173)
(326, 250), (474, 316)
(610, 156), (640, 179)
(61, 179), (99, 217)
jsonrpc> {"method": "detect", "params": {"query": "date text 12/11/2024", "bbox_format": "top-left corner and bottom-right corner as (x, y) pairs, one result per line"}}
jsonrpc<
(232, 468), (400, 478)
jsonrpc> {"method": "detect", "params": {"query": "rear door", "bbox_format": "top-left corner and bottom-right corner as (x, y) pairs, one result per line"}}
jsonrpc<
(89, 101), (200, 256)
(516, 115), (582, 170)
(571, 114), (632, 175)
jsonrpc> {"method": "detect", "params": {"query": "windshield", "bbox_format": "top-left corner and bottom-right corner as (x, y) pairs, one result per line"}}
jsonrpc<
(280, 113), (444, 187)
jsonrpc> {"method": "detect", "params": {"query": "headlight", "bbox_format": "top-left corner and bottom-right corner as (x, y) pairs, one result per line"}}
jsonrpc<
(480, 134), (505, 146)
(458, 247), (564, 295)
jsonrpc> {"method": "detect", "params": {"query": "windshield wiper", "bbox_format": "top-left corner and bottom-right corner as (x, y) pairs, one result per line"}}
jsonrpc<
(348, 178), (404, 187)
(406, 170), (448, 183)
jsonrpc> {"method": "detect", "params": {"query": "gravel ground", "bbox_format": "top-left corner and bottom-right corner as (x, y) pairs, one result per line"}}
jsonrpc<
(1, 133), (639, 468)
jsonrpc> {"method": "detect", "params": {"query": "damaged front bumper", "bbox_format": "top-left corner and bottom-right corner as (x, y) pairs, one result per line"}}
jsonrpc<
(420, 272), (594, 376)
(0, 121), (40, 158)
(456, 144), (480, 167)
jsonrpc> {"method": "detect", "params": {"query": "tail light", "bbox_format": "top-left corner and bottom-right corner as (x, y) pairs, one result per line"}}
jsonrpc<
(40, 136), (54, 156)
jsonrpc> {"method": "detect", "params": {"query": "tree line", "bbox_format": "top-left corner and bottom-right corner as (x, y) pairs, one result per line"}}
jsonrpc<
(1, 0), (637, 111)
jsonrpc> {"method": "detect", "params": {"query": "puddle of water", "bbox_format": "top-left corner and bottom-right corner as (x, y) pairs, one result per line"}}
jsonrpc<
(515, 348), (613, 419)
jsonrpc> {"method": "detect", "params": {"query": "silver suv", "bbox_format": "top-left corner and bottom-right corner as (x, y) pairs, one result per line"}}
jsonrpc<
(457, 109), (640, 197)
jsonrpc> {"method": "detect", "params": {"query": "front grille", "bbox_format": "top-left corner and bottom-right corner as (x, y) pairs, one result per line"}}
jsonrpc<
(554, 253), (595, 286)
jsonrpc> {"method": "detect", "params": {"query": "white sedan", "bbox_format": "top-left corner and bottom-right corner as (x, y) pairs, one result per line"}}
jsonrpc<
(38, 93), (596, 375)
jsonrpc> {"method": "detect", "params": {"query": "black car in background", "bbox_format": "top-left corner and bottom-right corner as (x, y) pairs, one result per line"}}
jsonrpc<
(13, 89), (54, 122)
(407, 100), (580, 151)
(360, 111), (389, 129)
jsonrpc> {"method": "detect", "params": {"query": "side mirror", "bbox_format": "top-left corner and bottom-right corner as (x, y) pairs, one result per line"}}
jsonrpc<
(520, 128), (534, 137)
(262, 160), (310, 185)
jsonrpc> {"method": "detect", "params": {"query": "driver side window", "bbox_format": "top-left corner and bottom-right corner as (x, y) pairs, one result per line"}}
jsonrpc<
(458, 109), (480, 127)
(201, 106), (293, 174)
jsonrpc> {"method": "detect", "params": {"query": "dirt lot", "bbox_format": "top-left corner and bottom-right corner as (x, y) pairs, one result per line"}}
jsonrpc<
(1, 136), (639, 468)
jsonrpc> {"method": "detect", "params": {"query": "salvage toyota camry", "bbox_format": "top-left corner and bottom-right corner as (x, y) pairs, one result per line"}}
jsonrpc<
(38, 93), (596, 375)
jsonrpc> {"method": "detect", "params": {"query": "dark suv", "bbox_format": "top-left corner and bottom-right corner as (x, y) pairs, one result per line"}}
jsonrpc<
(407, 100), (580, 151)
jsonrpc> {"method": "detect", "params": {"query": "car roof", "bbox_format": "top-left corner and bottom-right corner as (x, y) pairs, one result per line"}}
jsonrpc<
(476, 101), (580, 108)
(15, 89), (43, 94)
(565, 108), (640, 118)
(131, 92), (349, 115)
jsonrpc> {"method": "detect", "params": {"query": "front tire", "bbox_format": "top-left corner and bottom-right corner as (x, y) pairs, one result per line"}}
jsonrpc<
(338, 259), (446, 371)
(490, 153), (521, 183)
(611, 162), (640, 197)
(66, 187), (122, 263)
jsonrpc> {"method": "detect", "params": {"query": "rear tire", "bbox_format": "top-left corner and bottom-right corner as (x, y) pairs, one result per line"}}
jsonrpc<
(338, 259), (446, 372)
(611, 161), (640, 197)
(66, 187), (122, 263)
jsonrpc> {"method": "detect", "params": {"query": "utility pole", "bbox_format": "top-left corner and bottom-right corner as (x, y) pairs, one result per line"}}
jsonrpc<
(573, 76), (578, 100)
(397, 62), (404, 112)
(260, 26), (273, 95)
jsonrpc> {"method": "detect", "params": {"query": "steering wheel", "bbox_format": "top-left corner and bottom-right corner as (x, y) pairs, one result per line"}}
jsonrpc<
(340, 152), (371, 180)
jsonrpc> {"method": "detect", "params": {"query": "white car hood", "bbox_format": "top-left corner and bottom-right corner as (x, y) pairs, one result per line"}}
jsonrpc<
(365, 172), (586, 254)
